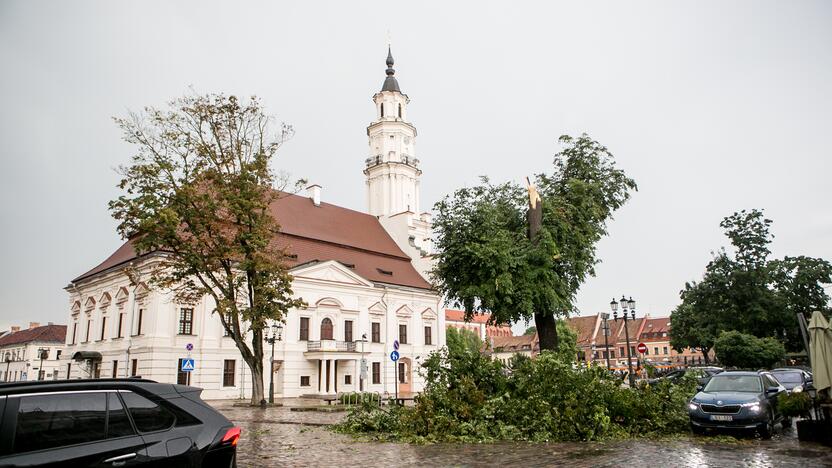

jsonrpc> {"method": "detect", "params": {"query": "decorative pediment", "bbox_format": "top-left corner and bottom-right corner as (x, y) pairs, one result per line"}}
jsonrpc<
(291, 260), (373, 288)
(368, 301), (386, 316)
(115, 287), (129, 304)
(421, 307), (438, 321)
(315, 297), (344, 309)
(71, 301), (81, 315)
(98, 292), (112, 307)
(395, 305), (413, 317)
(84, 297), (96, 310)
(135, 282), (150, 299)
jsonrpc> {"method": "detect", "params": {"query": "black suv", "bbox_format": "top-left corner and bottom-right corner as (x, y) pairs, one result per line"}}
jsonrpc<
(0, 378), (239, 467)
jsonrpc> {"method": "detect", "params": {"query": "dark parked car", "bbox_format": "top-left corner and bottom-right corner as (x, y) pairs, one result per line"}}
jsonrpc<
(647, 366), (723, 385)
(0, 378), (239, 467)
(770, 368), (813, 393)
(687, 371), (788, 438)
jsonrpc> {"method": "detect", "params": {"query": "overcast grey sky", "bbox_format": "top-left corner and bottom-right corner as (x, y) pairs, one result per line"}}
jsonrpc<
(1, 1), (830, 331)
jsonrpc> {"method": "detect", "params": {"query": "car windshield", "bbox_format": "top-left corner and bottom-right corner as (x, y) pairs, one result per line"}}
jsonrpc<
(771, 372), (802, 384)
(704, 375), (762, 393)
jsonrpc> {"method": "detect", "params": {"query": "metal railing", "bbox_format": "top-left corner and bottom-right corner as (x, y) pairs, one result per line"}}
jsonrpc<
(306, 340), (357, 352)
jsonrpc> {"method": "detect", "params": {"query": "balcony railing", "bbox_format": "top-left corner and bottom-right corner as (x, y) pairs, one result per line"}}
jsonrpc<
(306, 340), (357, 352)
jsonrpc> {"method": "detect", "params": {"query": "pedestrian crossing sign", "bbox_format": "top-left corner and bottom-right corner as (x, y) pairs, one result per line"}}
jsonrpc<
(181, 358), (195, 372)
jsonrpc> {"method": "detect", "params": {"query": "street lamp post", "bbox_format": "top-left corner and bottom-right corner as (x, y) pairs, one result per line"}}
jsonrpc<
(611, 295), (637, 388)
(600, 313), (612, 370)
(38, 348), (48, 380)
(264, 322), (284, 406)
(356, 333), (368, 392)
(4, 353), (11, 382)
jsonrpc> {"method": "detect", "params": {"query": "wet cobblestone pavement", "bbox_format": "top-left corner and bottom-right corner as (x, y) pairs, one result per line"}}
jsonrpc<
(210, 401), (832, 467)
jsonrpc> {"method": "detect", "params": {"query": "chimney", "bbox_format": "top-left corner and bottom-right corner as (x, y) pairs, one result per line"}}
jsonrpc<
(10, 326), (20, 334)
(306, 184), (321, 207)
(29, 322), (40, 329)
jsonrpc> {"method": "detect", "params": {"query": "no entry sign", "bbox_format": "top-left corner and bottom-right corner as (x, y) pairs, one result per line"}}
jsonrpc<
(637, 343), (647, 354)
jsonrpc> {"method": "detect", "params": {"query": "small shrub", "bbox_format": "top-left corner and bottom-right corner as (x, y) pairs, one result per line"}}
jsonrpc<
(779, 392), (812, 417)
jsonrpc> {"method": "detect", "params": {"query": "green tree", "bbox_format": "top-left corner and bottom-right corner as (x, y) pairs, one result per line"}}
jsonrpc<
(446, 327), (483, 357)
(431, 134), (636, 351)
(713, 330), (785, 369)
(554, 320), (579, 363)
(523, 326), (537, 336)
(109, 93), (306, 405)
(671, 209), (832, 353)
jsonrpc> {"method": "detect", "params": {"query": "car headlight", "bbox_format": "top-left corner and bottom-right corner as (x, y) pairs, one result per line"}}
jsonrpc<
(793, 385), (803, 393)
(688, 402), (699, 411)
(741, 402), (761, 413)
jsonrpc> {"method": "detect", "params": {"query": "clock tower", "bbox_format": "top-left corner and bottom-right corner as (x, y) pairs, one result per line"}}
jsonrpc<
(364, 48), (433, 280)
(364, 47), (421, 217)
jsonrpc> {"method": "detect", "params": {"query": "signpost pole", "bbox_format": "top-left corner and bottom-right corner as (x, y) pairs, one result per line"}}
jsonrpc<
(394, 360), (398, 402)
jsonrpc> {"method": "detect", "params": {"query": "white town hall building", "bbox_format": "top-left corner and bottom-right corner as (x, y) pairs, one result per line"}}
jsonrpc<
(62, 49), (443, 400)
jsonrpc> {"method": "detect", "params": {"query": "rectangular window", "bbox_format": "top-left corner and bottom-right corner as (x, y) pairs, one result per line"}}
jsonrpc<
(371, 322), (381, 343)
(117, 312), (125, 338)
(100, 316), (107, 341)
(654, 347), (659, 355)
(300, 376), (310, 387)
(136, 309), (144, 335)
(344, 320), (353, 342)
(602, 350), (608, 359)
(611, 350), (615, 358)
(663, 346), (668, 355)
(56, 350), (61, 360)
(398, 362), (406, 383)
(223, 313), (233, 337)
(66, 363), (71, 379)
(424, 326), (432, 345)
(112, 360), (118, 378)
(372, 362), (381, 384)
(177, 358), (191, 385)
(345, 374), (352, 385)
(619, 346), (624, 356)
(299, 317), (309, 341)
(223, 360), (235, 387)
(71, 322), (77, 345)
(131, 359), (138, 377)
(84, 320), (91, 342)
(14, 392), (107, 454)
(399, 324), (407, 344)
(178, 308), (194, 335)
(630, 346), (636, 356)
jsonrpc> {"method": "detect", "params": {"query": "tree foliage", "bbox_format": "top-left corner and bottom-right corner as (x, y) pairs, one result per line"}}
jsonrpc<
(523, 326), (537, 336)
(445, 327), (483, 357)
(713, 330), (786, 369)
(431, 134), (636, 351)
(671, 209), (831, 356)
(109, 93), (305, 405)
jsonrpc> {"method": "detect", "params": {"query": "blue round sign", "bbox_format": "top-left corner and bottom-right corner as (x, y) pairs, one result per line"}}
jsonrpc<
(390, 351), (400, 362)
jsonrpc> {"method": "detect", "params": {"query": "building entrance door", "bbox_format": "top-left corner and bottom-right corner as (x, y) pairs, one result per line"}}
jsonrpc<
(398, 358), (411, 394)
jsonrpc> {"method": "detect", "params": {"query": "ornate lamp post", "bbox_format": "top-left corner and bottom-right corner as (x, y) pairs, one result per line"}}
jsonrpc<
(264, 322), (283, 405)
(38, 348), (48, 380)
(611, 295), (637, 387)
(600, 312), (612, 370)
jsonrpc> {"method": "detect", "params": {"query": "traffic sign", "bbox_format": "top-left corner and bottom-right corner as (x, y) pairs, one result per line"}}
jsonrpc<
(637, 343), (647, 354)
(393, 339), (399, 351)
(181, 358), (195, 372)
(185, 343), (193, 351)
(390, 351), (400, 362)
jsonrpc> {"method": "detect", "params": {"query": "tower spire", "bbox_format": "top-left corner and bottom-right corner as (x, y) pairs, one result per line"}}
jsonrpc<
(381, 46), (401, 93)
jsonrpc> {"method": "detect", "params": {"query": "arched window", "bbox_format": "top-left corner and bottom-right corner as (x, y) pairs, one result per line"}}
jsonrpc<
(320, 318), (333, 340)
(380, 102), (384, 117)
(398, 103), (402, 118)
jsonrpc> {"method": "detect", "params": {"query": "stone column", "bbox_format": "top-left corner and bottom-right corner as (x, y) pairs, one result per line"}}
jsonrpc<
(327, 359), (335, 395)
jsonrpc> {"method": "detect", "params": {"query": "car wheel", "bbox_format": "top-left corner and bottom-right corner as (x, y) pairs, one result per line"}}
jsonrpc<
(690, 424), (706, 435)
(759, 409), (774, 439)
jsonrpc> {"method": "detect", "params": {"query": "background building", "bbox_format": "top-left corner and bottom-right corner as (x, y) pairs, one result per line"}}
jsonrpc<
(444, 309), (513, 340)
(61, 49), (444, 399)
(0, 323), (66, 381)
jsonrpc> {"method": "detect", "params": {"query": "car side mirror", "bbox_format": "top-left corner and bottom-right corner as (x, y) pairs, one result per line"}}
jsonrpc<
(766, 386), (779, 394)
(696, 385), (703, 392)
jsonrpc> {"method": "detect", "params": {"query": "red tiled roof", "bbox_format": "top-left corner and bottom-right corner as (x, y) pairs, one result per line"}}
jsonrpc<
(640, 317), (671, 343)
(490, 334), (538, 352)
(0, 325), (66, 347)
(445, 309), (510, 326)
(71, 193), (430, 290)
(566, 315), (600, 345)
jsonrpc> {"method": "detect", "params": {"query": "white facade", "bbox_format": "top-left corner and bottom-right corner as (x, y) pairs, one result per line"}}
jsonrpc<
(63, 259), (442, 400)
(61, 49), (445, 399)
(0, 329), (65, 382)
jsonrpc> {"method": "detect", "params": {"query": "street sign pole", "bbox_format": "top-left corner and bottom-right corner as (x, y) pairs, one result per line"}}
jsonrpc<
(394, 359), (398, 401)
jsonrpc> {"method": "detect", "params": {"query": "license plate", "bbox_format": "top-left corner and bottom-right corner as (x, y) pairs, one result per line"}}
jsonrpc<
(710, 415), (733, 421)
